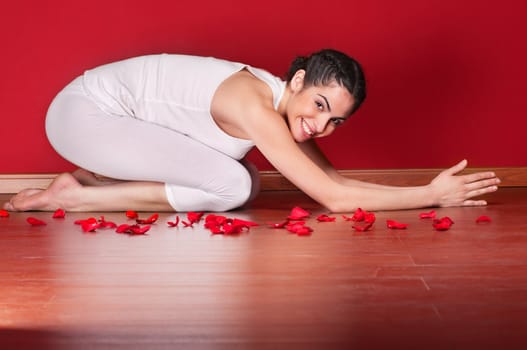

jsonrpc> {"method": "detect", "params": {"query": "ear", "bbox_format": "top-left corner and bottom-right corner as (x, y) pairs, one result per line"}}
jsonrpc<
(290, 69), (305, 92)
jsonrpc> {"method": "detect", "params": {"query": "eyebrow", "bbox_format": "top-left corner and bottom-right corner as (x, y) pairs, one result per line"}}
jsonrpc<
(317, 94), (331, 112)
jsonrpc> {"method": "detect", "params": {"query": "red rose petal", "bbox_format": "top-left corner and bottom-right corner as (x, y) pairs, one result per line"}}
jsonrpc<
(231, 218), (259, 228)
(295, 226), (313, 236)
(125, 210), (138, 219)
(317, 214), (336, 222)
(182, 221), (194, 227)
(116, 224), (150, 235)
(208, 225), (224, 234)
(352, 222), (373, 232)
(205, 214), (228, 226)
(0, 209), (9, 218)
(350, 208), (365, 221)
(286, 221), (313, 235)
(268, 220), (289, 228)
(167, 216), (180, 227)
(222, 222), (243, 235)
(203, 215), (258, 235)
(476, 215), (492, 223)
(52, 209), (66, 219)
(419, 210), (436, 219)
(74, 217), (98, 225)
(128, 225), (151, 235)
(136, 213), (159, 224)
(81, 221), (99, 232)
(433, 217), (454, 231)
(364, 212), (376, 224)
(288, 206), (310, 220)
(116, 224), (130, 233)
(98, 216), (117, 229)
(343, 208), (375, 223)
(386, 219), (409, 229)
(187, 211), (204, 224)
(27, 217), (46, 226)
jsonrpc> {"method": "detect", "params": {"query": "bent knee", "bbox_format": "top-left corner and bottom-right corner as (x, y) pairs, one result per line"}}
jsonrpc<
(215, 169), (254, 211)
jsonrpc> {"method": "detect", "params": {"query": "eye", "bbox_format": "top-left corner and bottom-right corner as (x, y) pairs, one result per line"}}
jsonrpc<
(330, 117), (346, 126)
(315, 101), (324, 111)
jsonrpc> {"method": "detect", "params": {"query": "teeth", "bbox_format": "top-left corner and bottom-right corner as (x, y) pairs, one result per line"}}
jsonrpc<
(302, 119), (313, 136)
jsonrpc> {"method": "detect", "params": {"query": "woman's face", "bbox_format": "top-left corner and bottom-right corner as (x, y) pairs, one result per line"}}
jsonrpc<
(285, 72), (355, 143)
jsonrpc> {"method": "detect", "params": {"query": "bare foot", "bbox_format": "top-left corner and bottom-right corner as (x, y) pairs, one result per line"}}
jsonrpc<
(3, 173), (82, 211)
(72, 168), (122, 186)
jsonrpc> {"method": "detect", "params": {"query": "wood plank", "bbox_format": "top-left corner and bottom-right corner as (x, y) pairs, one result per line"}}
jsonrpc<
(1, 188), (527, 349)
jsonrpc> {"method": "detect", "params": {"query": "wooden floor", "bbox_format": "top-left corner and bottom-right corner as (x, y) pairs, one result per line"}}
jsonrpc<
(1, 188), (527, 350)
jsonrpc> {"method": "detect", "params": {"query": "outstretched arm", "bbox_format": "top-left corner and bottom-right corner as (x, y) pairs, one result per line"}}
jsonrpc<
(248, 114), (499, 212)
(298, 140), (499, 209)
(297, 140), (500, 206)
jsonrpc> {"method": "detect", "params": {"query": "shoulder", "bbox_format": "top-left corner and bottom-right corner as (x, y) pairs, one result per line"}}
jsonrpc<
(211, 69), (285, 139)
(221, 69), (275, 105)
(212, 69), (281, 128)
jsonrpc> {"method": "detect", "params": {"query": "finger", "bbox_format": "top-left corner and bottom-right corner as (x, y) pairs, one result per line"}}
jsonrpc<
(443, 159), (468, 176)
(463, 199), (487, 206)
(463, 171), (499, 184)
(466, 185), (499, 199)
(464, 177), (500, 191)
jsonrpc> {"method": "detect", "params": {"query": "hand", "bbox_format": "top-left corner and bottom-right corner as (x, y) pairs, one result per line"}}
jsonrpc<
(429, 159), (500, 207)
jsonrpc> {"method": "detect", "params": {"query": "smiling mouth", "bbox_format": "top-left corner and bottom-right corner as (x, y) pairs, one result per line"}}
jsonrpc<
(301, 118), (314, 137)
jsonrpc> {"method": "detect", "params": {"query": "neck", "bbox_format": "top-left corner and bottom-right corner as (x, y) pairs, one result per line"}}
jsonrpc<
(277, 84), (291, 118)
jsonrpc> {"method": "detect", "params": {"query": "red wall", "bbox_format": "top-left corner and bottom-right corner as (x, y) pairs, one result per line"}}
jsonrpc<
(1, 0), (526, 173)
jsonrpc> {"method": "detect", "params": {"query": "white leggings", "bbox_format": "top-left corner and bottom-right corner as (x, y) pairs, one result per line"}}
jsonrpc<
(45, 77), (257, 212)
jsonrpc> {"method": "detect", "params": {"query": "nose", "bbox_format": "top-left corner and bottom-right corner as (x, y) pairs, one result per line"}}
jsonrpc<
(314, 114), (332, 135)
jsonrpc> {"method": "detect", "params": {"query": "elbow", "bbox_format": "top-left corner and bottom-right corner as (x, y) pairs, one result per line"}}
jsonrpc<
(319, 192), (359, 214)
(325, 202), (357, 214)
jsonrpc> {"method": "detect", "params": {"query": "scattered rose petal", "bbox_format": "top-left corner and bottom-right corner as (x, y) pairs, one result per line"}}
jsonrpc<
(187, 212), (204, 224)
(476, 215), (492, 223)
(205, 214), (227, 227)
(81, 221), (99, 232)
(286, 221), (313, 236)
(268, 220), (289, 228)
(167, 216), (180, 227)
(128, 225), (151, 235)
(317, 214), (336, 222)
(27, 217), (47, 226)
(125, 210), (138, 219)
(419, 210), (436, 219)
(343, 208), (375, 223)
(433, 217), (454, 231)
(231, 218), (259, 228)
(288, 206), (310, 220)
(52, 208), (66, 219)
(295, 226), (313, 236)
(222, 222), (243, 235)
(345, 208), (375, 231)
(98, 216), (117, 228)
(386, 219), (409, 229)
(364, 212), (376, 224)
(136, 213), (159, 224)
(0, 209), (9, 217)
(350, 208), (365, 221)
(204, 214), (258, 235)
(116, 224), (151, 235)
(352, 222), (373, 232)
(182, 221), (194, 227)
(74, 217), (98, 225)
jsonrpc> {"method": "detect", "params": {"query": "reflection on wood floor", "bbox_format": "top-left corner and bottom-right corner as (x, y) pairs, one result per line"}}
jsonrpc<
(1, 188), (527, 349)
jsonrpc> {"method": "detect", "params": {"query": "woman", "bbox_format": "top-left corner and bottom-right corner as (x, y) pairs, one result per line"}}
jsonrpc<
(3, 49), (499, 212)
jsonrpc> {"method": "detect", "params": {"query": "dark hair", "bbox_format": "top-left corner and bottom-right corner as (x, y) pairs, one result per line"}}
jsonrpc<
(286, 49), (366, 114)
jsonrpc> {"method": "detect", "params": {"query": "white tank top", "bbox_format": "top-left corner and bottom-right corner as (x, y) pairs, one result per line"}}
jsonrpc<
(82, 54), (286, 159)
